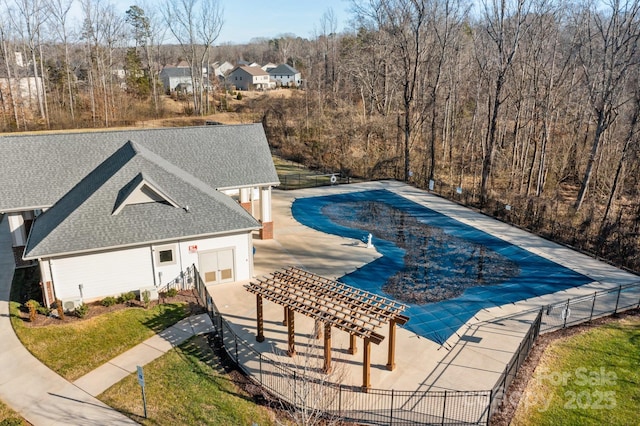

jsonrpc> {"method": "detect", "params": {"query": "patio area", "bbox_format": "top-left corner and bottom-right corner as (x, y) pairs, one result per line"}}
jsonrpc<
(204, 180), (639, 422)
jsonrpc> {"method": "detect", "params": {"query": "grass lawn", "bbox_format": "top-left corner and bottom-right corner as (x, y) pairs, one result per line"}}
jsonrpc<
(0, 399), (28, 425)
(100, 336), (276, 425)
(11, 302), (189, 381)
(272, 155), (309, 175)
(511, 316), (640, 425)
(10, 266), (191, 381)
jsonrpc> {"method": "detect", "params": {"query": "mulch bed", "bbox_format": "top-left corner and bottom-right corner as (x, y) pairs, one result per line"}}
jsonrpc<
(15, 290), (204, 327)
(490, 308), (639, 425)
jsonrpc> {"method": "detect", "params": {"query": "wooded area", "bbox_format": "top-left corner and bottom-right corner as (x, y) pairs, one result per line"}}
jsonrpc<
(1, 0), (639, 273)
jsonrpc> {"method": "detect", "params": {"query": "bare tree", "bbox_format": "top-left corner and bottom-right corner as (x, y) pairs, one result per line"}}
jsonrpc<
(572, 0), (640, 210)
(9, 0), (49, 125)
(0, 6), (21, 129)
(47, 0), (77, 124)
(162, 0), (223, 115)
(270, 332), (348, 426)
(476, 0), (532, 206)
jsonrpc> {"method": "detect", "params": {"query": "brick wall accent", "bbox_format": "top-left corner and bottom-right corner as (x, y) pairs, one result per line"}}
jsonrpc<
(240, 202), (252, 213)
(44, 281), (54, 307)
(260, 221), (273, 240)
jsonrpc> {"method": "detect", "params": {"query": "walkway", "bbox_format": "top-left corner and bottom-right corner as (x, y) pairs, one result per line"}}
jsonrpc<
(73, 314), (213, 396)
(0, 214), (213, 425)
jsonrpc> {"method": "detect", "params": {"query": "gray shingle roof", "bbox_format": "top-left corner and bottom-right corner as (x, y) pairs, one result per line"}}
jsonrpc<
(0, 124), (279, 212)
(159, 67), (192, 78)
(268, 64), (299, 76)
(24, 140), (261, 258)
(231, 66), (269, 77)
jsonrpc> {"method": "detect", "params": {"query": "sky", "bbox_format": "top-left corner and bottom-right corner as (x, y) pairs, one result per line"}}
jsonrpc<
(109, 0), (351, 45)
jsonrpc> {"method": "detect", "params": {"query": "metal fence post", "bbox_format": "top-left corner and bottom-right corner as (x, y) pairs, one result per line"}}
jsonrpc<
(390, 389), (394, 425)
(235, 337), (239, 363)
(487, 388), (493, 426)
(589, 292), (597, 321)
(338, 385), (342, 418)
(562, 298), (570, 328)
(294, 371), (298, 406)
(441, 390), (447, 426)
(614, 285), (622, 314)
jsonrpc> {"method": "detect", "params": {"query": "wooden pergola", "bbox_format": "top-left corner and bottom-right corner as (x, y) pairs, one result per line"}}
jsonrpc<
(244, 266), (409, 390)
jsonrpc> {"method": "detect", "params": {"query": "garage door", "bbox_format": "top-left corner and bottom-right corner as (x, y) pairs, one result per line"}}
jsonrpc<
(198, 248), (235, 285)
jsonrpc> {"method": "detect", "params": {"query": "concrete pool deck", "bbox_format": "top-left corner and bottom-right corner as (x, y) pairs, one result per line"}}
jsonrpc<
(208, 180), (639, 397)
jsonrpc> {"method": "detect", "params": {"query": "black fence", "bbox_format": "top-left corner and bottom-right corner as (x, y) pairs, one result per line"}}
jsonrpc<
(278, 173), (353, 190)
(189, 264), (640, 425)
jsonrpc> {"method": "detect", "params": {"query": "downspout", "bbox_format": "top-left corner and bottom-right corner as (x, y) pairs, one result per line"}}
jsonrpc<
(150, 246), (157, 287)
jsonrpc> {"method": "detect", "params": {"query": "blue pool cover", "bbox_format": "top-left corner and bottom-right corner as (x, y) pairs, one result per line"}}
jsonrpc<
(291, 190), (592, 344)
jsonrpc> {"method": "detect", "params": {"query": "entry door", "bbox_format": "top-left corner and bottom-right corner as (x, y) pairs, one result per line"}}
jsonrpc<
(198, 249), (235, 285)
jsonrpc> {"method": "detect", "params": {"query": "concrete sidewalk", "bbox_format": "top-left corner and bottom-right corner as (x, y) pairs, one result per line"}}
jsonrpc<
(74, 314), (213, 396)
(0, 216), (137, 425)
(0, 214), (214, 424)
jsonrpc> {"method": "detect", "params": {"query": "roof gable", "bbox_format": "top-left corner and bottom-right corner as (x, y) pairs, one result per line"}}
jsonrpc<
(268, 64), (299, 75)
(231, 66), (269, 77)
(112, 172), (180, 215)
(0, 124), (279, 212)
(24, 139), (261, 258)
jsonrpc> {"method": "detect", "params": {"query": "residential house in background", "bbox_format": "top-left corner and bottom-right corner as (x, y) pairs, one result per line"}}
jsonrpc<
(0, 51), (45, 109)
(212, 61), (234, 78)
(261, 63), (277, 72)
(0, 125), (279, 308)
(237, 60), (261, 68)
(268, 64), (302, 87)
(159, 66), (193, 93)
(0, 73), (45, 106)
(228, 66), (273, 90)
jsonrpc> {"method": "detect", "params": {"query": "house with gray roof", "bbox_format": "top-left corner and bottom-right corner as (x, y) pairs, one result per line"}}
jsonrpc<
(268, 64), (301, 87)
(228, 66), (274, 91)
(159, 66), (193, 93)
(0, 124), (279, 308)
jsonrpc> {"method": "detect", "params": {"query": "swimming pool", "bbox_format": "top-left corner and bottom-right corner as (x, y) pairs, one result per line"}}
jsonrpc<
(292, 189), (592, 344)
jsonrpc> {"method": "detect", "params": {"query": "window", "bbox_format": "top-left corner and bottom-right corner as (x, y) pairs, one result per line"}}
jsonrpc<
(155, 245), (176, 265)
(159, 250), (173, 263)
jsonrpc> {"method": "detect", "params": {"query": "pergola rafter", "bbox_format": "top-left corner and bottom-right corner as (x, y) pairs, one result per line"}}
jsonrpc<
(245, 266), (409, 390)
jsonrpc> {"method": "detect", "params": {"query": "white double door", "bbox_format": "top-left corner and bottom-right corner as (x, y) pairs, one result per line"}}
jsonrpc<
(198, 248), (235, 285)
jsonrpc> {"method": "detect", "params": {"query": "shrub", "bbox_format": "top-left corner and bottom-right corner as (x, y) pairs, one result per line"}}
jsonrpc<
(141, 290), (151, 308)
(25, 299), (40, 322)
(55, 299), (65, 320)
(37, 306), (51, 316)
(74, 303), (89, 318)
(166, 288), (179, 298)
(117, 291), (136, 304)
(101, 296), (117, 307)
(236, 92), (243, 100)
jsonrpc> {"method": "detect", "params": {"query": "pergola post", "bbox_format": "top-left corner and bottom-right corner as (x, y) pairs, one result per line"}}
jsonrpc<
(348, 333), (357, 355)
(323, 322), (332, 373)
(287, 308), (296, 356)
(314, 320), (323, 339)
(283, 306), (288, 325)
(362, 337), (371, 392)
(386, 319), (397, 370)
(256, 294), (264, 342)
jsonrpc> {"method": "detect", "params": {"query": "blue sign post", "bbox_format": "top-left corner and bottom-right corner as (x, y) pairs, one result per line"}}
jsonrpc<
(136, 365), (147, 419)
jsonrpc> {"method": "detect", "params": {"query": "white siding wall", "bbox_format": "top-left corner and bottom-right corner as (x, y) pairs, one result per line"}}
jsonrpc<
(177, 232), (253, 282)
(51, 246), (153, 301)
(49, 231), (253, 302)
